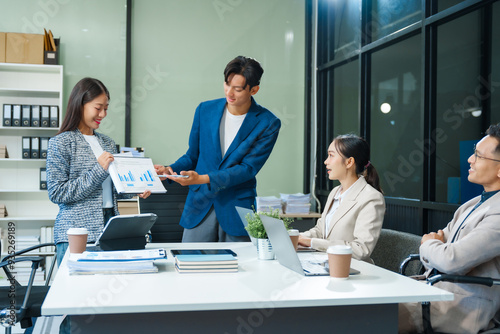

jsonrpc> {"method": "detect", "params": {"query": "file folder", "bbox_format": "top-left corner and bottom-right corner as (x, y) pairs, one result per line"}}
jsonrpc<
(3, 104), (12, 126)
(41, 106), (50, 127)
(31, 137), (40, 159)
(40, 137), (49, 159)
(31, 105), (40, 127)
(50, 106), (58, 127)
(12, 105), (21, 126)
(40, 168), (47, 190)
(22, 105), (31, 127)
(22, 136), (31, 159)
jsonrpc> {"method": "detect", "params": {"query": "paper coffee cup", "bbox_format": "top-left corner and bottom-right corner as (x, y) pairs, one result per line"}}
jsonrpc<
(288, 229), (299, 251)
(67, 227), (88, 254)
(327, 245), (352, 279)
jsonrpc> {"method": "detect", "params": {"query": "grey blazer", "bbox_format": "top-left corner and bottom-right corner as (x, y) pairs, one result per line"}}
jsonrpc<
(47, 129), (130, 244)
(301, 177), (386, 263)
(419, 191), (500, 333)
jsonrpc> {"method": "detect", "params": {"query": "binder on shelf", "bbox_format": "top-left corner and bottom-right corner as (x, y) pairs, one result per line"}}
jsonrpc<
(31, 137), (40, 159)
(40, 168), (47, 190)
(22, 136), (31, 159)
(49, 106), (58, 127)
(22, 105), (31, 127)
(40, 137), (49, 159)
(31, 105), (40, 127)
(41, 106), (50, 127)
(12, 105), (21, 127)
(3, 104), (12, 127)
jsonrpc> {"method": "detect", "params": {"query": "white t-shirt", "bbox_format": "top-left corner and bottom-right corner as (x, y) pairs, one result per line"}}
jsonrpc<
(219, 107), (247, 157)
(83, 134), (113, 208)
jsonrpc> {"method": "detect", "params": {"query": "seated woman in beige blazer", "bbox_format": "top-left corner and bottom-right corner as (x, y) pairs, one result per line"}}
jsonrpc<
(298, 134), (386, 263)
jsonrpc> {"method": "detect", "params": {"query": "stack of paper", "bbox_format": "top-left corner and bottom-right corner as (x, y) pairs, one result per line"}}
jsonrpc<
(67, 248), (166, 275)
(16, 235), (40, 250)
(174, 253), (238, 273)
(119, 147), (145, 157)
(281, 193), (311, 214)
(0, 145), (8, 158)
(256, 196), (282, 213)
(12, 261), (45, 285)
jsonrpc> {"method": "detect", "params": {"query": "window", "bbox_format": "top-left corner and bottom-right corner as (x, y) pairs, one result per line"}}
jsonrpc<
(435, 10), (482, 203)
(370, 0), (421, 42)
(370, 35), (422, 198)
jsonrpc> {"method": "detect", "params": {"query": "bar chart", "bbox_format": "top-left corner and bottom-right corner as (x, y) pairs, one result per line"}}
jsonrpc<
(108, 156), (166, 194)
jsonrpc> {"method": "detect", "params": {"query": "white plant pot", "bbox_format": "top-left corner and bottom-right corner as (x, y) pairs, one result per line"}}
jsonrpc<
(257, 238), (274, 260)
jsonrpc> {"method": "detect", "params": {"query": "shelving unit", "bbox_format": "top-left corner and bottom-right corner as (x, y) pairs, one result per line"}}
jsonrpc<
(0, 63), (63, 268)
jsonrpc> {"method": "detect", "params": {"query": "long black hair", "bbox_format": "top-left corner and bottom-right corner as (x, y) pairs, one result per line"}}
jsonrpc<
(57, 77), (110, 135)
(333, 134), (383, 193)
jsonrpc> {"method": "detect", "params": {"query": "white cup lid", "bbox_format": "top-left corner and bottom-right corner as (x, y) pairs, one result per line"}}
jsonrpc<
(288, 229), (299, 236)
(327, 245), (352, 254)
(67, 227), (88, 235)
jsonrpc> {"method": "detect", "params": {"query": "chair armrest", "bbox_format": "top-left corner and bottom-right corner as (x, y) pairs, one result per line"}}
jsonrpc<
(399, 254), (421, 275)
(1, 243), (55, 262)
(0, 256), (45, 282)
(427, 274), (500, 287)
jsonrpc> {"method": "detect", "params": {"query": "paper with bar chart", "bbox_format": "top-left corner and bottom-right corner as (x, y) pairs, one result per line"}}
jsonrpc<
(108, 156), (167, 194)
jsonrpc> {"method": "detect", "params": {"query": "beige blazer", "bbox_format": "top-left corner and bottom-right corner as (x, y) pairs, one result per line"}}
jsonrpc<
(417, 191), (500, 333)
(301, 177), (385, 263)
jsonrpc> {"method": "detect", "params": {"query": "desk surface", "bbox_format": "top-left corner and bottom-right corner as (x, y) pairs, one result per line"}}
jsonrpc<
(42, 242), (453, 316)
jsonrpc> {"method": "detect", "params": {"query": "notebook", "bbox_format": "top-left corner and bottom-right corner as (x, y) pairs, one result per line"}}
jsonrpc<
(260, 215), (359, 276)
(95, 213), (157, 250)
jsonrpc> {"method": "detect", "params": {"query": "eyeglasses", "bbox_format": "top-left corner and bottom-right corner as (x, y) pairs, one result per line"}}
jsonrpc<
(473, 145), (500, 163)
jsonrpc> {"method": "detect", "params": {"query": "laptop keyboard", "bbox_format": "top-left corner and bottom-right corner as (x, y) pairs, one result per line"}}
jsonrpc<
(301, 260), (329, 274)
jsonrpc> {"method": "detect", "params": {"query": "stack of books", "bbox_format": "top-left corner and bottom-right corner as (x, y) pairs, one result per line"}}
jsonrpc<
(172, 250), (238, 273)
(256, 196), (282, 213)
(67, 248), (166, 275)
(0, 204), (7, 217)
(281, 193), (311, 214)
(0, 145), (8, 158)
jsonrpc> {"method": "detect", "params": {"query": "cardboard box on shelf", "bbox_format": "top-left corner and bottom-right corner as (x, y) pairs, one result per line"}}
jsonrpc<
(117, 199), (139, 215)
(6, 33), (44, 64)
(0, 32), (5, 63)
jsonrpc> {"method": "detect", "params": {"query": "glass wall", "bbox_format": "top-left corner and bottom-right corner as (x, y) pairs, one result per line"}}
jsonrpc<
(492, 2), (500, 124)
(370, 34), (422, 198)
(435, 10), (482, 203)
(317, 0), (361, 64)
(370, 0), (421, 42)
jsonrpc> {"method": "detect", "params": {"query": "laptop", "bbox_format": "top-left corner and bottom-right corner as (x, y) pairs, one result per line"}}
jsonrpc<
(260, 215), (359, 276)
(235, 206), (257, 245)
(95, 213), (158, 251)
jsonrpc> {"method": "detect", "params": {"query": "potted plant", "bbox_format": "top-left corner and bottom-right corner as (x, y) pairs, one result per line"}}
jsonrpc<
(245, 208), (293, 260)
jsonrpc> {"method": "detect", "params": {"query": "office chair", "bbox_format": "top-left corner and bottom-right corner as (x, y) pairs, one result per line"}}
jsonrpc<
(400, 254), (500, 334)
(371, 229), (422, 275)
(0, 242), (57, 334)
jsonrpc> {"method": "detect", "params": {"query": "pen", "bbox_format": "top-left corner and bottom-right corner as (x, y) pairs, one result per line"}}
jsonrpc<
(157, 174), (189, 178)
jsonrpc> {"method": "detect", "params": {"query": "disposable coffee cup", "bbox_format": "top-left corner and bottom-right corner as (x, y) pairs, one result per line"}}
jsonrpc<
(288, 229), (300, 251)
(67, 227), (88, 254)
(327, 245), (352, 279)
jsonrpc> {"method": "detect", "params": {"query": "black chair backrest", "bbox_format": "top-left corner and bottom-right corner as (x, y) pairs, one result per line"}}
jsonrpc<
(139, 181), (188, 243)
(371, 228), (422, 275)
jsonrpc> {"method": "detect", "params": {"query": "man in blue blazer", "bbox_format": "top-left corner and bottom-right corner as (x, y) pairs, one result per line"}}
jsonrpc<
(155, 56), (281, 242)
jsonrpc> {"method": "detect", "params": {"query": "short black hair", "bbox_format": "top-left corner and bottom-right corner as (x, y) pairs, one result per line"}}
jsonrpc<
(486, 123), (500, 154)
(224, 56), (264, 90)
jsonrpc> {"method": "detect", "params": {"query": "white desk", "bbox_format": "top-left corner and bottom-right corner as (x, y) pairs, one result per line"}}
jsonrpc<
(42, 243), (453, 333)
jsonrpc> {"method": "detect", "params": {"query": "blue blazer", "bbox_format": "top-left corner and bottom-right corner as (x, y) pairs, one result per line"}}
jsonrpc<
(170, 97), (281, 236)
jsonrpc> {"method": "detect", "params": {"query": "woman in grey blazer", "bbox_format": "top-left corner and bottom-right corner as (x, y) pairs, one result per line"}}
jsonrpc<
(47, 78), (150, 265)
(298, 134), (386, 263)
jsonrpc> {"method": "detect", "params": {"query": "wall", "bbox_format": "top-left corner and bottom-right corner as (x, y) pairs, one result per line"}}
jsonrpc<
(0, 0), (305, 197)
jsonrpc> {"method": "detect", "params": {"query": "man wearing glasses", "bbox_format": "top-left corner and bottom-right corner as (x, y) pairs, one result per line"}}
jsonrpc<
(399, 123), (500, 333)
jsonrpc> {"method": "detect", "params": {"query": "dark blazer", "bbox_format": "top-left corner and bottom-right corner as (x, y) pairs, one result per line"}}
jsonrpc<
(170, 97), (281, 236)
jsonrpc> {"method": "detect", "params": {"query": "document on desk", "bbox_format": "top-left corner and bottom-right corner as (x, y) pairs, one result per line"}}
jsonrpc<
(108, 155), (167, 194)
(77, 248), (167, 262)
